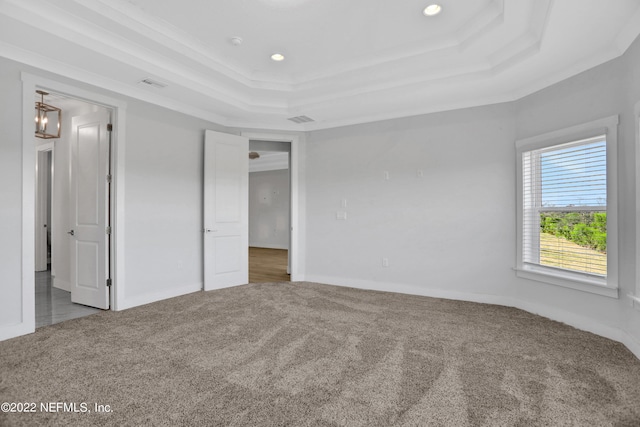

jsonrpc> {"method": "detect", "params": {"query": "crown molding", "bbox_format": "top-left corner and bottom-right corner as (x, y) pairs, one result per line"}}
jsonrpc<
(2, 0), (638, 132)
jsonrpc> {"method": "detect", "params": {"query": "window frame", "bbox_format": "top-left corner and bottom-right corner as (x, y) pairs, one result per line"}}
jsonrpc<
(515, 116), (619, 298)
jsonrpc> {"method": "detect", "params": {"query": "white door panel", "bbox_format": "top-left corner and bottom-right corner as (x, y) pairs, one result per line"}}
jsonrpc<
(204, 130), (248, 290)
(70, 112), (110, 309)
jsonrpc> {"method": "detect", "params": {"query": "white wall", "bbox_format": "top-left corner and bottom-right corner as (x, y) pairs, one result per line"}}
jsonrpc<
(304, 104), (517, 300)
(2, 36), (640, 359)
(0, 58), (24, 333)
(304, 35), (640, 357)
(249, 169), (290, 249)
(628, 31), (640, 358)
(512, 41), (633, 342)
(120, 100), (228, 307)
(0, 56), (231, 339)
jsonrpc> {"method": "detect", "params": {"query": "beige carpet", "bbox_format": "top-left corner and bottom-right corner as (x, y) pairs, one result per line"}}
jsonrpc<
(1, 282), (639, 426)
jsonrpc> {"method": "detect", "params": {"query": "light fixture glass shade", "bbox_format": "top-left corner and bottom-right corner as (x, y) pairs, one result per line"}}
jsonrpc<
(35, 90), (61, 139)
(423, 4), (442, 16)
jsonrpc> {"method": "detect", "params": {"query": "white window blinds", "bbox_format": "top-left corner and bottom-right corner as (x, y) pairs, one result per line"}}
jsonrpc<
(522, 136), (607, 277)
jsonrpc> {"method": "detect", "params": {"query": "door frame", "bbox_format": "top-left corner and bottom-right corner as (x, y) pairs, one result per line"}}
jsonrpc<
(241, 132), (305, 281)
(21, 73), (128, 334)
(35, 143), (53, 272)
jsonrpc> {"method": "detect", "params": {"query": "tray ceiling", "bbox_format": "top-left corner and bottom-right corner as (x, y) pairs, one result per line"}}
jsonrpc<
(1, 0), (639, 130)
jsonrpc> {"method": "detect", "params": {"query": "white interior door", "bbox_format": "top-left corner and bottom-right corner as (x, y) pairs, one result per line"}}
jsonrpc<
(204, 130), (249, 290)
(69, 112), (110, 309)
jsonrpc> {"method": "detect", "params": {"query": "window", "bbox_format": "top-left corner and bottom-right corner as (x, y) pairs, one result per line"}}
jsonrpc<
(516, 116), (618, 298)
(523, 137), (607, 274)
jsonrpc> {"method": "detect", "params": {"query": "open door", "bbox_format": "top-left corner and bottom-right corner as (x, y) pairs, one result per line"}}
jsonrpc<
(203, 130), (249, 290)
(69, 112), (110, 309)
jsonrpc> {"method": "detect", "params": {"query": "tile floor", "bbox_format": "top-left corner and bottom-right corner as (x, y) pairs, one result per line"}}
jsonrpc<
(35, 270), (102, 328)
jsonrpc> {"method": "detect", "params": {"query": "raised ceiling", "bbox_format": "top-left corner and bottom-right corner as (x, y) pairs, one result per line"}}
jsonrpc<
(2, 0), (640, 131)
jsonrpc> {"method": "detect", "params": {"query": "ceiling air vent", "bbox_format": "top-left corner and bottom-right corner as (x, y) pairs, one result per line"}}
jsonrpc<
(138, 78), (168, 89)
(287, 115), (314, 124)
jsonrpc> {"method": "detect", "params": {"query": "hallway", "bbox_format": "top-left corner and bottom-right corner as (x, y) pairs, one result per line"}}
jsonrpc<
(249, 247), (290, 283)
(35, 271), (101, 328)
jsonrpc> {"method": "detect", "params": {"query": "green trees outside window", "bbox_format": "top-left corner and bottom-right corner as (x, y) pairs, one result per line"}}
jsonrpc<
(540, 211), (607, 253)
(538, 211), (607, 275)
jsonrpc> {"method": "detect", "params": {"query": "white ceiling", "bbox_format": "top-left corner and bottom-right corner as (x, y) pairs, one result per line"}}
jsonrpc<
(2, 0), (640, 131)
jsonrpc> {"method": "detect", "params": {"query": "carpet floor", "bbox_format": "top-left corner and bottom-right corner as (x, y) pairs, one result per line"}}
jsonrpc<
(1, 282), (639, 426)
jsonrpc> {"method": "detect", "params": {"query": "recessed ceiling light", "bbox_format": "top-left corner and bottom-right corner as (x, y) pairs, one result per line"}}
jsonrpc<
(271, 53), (285, 61)
(423, 4), (442, 16)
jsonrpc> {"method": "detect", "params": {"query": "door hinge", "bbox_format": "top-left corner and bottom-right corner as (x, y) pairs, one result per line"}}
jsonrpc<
(106, 226), (112, 235)
(106, 278), (112, 288)
(107, 123), (113, 132)
(106, 174), (112, 183)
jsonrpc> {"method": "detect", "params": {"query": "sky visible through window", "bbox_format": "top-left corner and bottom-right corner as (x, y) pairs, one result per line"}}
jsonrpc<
(540, 140), (606, 208)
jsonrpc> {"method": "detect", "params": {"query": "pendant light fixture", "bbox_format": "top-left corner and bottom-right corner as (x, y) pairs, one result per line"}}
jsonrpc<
(35, 90), (62, 139)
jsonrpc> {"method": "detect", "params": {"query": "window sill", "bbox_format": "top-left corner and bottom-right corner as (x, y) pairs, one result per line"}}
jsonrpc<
(515, 265), (618, 298)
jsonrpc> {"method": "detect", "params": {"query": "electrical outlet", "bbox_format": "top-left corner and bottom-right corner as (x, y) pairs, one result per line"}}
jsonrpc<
(417, 169), (424, 178)
(382, 258), (389, 267)
(336, 211), (347, 220)
(383, 171), (390, 180)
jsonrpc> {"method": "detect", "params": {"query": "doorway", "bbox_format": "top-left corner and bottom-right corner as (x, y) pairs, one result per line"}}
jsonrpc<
(33, 92), (113, 327)
(248, 143), (291, 283)
(203, 131), (302, 289)
(35, 145), (52, 272)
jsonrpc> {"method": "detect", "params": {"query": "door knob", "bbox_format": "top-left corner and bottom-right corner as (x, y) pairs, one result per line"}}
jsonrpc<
(204, 229), (217, 233)
(67, 230), (74, 236)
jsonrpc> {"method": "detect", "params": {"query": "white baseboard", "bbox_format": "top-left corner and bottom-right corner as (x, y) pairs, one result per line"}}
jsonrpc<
(621, 329), (640, 359)
(303, 274), (640, 361)
(116, 282), (202, 311)
(512, 298), (624, 343)
(304, 274), (515, 306)
(5, 272), (639, 362)
(0, 321), (35, 342)
(53, 278), (71, 292)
